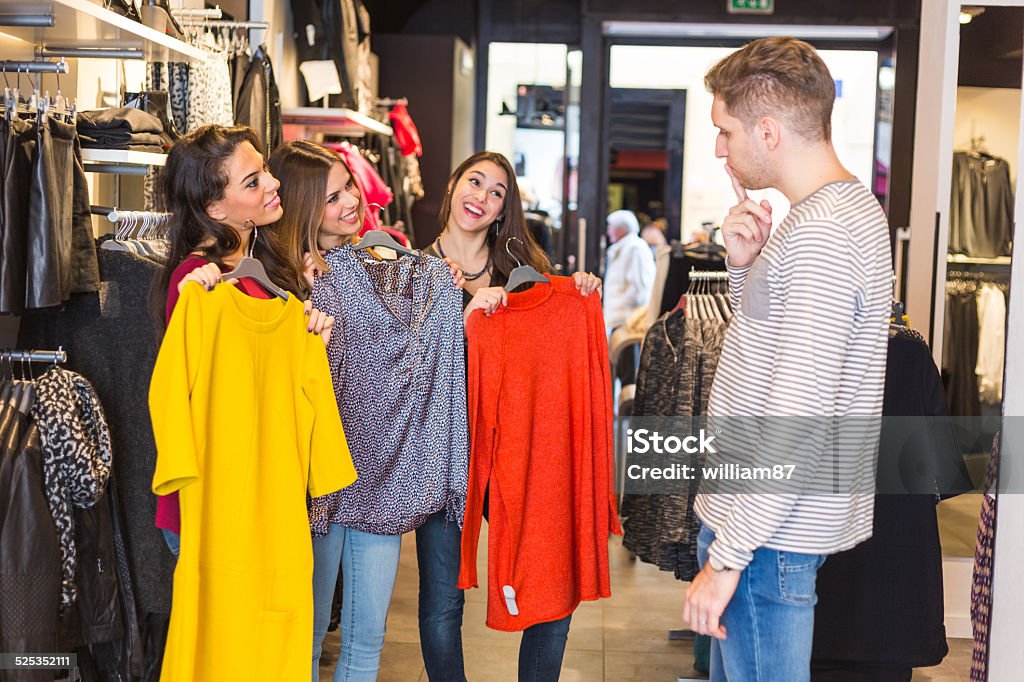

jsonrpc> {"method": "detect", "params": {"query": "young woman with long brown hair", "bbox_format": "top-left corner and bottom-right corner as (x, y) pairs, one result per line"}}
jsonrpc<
(417, 151), (601, 682)
(269, 140), (463, 682)
(152, 125), (334, 558)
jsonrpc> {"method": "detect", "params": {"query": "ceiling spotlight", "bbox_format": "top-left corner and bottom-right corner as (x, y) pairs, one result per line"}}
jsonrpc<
(960, 7), (985, 24)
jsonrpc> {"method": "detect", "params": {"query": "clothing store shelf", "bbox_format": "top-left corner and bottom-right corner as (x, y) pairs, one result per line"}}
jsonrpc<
(81, 148), (167, 169)
(947, 254), (1012, 266)
(0, 0), (207, 62)
(281, 107), (394, 138)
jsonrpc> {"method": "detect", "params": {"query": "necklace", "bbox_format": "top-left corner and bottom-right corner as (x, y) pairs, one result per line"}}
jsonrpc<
(433, 236), (490, 281)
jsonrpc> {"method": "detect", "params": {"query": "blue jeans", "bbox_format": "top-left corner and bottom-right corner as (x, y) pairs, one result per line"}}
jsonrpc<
(415, 511), (573, 681)
(518, 613), (572, 682)
(415, 510), (466, 681)
(696, 523), (826, 682)
(312, 524), (402, 682)
(161, 528), (179, 557)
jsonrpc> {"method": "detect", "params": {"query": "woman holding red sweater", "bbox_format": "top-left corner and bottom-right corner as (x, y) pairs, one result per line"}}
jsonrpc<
(417, 151), (602, 682)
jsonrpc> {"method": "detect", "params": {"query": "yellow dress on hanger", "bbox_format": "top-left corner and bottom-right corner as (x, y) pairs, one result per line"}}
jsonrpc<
(150, 282), (356, 681)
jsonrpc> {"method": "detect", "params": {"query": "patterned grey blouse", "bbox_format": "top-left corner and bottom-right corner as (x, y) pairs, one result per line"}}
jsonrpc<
(308, 244), (469, 536)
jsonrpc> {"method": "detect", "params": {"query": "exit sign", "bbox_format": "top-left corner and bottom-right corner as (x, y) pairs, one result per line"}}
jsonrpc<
(728, 0), (774, 14)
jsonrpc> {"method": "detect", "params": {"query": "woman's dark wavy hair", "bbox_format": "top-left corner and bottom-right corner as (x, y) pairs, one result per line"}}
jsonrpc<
(150, 125), (302, 329)
(439, 151), (551, 286)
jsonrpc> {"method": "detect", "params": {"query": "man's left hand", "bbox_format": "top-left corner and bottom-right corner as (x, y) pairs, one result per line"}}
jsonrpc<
(682, 562), (741, 640)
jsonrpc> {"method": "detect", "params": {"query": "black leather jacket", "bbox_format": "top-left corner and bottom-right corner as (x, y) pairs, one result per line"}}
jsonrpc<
(235, 44), (283, 156)
(0, 397), (142, 681)
(290, 0), (360, 107)
(0, 402), (61, 682)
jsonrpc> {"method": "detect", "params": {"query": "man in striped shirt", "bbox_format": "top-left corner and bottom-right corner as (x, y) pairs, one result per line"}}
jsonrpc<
(682, 38), (892, 681)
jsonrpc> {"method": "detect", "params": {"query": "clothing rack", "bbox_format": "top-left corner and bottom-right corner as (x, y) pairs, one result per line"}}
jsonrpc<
(947, 269), (1011, 280)
(0, 59), (68, 74)
(179, 19), (269, 30)
(0, 347), (66, 365)
(946, 271), (1010, 298)
(373, 97), (408, 107)
(90, 206), (172, 224)
(171, 7), (224, 19)
(688, 269), (729, 282)
(38, 45), (143, 60)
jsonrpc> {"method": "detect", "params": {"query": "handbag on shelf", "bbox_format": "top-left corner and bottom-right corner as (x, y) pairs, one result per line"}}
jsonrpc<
(123, 90), (180, 144)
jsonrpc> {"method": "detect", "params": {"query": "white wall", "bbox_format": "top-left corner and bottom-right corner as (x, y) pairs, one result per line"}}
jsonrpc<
(249, 0), (300, 108)
(608, 45), (879, 242)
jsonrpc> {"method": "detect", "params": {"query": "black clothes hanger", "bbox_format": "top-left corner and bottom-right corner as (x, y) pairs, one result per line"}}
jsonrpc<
(504, 236), (548, 293)
(220, 224), (289, 300)
(9, 355), (29, 412)
(353, 228), (419, 258)
(0, 354), (12, 403)
(680, 241), (727, 259)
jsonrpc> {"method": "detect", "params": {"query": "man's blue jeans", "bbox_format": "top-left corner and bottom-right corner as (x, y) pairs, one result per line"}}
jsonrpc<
(696, 523), (826, 682)
(312, 523), (402, 682)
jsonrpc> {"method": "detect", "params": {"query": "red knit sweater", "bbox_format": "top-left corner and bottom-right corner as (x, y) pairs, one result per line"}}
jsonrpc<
(458, 275), (621, 631)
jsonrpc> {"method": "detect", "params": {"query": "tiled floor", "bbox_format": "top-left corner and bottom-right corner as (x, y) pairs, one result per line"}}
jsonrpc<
(318, 529), (973, 681)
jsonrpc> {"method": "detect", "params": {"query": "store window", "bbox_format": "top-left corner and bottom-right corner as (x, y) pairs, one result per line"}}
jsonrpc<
(485, 42), (580, 269)
(608, 45), (880, 244)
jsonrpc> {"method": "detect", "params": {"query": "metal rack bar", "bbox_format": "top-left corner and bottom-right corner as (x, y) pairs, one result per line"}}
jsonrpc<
(39, 45), (143, 60)
(179, 19), (269, 29)
(0, 13), (54, 27)
(84, 163), (150, 176)
(0, 348), (67, 364)
(106, 209), (172, 224)
(688, 268), (729, 281)
(373, 97), (408, 106)
(0, 59), (68, 74)
(170, 7), (223, 19)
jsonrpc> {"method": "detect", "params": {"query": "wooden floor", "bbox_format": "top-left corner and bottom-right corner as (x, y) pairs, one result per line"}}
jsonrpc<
(317, 528), (973, 681)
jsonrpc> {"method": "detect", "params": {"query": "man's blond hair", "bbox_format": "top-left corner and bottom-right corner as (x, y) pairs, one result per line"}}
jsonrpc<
(705, 37), (835, 142)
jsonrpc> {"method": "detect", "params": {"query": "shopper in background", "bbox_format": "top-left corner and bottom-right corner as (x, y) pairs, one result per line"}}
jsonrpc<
(420, 150), (601, 682)
(602, 208), (656, 336)
(683, 37), (891, 682)
(641, 217), (669, 252)
(151, 125), (334, 558)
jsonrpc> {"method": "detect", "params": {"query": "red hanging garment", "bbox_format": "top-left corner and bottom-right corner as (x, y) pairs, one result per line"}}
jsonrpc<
(459, 275), (621, 631)
(388, 103), (423, 157)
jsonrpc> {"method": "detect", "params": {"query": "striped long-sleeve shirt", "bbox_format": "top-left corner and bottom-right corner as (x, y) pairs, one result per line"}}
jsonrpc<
(693, 179), (892, 570)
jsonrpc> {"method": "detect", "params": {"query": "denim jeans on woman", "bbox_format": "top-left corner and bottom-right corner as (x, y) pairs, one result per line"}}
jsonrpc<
(312, 523), (402, 682)
(695, 523), (827, 682)
(415, 510), (466, 681)
(416, 510), (573, 682)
